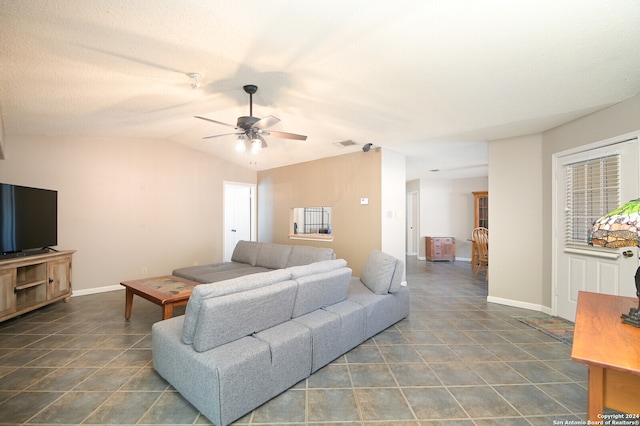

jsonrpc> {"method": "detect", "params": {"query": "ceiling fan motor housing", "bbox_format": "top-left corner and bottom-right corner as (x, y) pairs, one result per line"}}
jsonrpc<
(237, 116), (260, 130)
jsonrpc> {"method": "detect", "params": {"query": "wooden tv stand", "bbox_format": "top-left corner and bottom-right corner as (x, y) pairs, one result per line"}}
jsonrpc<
(0, 250), (75, 323)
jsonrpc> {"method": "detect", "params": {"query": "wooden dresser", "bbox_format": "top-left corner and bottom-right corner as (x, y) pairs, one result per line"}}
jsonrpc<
(425, 237), (455, 262)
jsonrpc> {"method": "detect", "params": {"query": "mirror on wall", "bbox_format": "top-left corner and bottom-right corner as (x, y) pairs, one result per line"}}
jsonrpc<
(290, 207), (332, 240)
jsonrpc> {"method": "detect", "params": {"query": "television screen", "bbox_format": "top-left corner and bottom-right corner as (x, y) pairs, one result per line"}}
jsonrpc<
(0, 183), (57, 256)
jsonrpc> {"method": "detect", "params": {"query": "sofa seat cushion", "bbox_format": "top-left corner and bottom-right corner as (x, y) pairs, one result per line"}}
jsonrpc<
(287, 245), (336, 267)
(347, 278), (410, 339)
(255, 243), (293, 269)
(192, 280), (298, 352)
(194, 266), (272, 284)
(292, 267), (352, 318)
(293, 300), (365, 372)
(173, 262), (268, 284)
(182, 269), (292, 345)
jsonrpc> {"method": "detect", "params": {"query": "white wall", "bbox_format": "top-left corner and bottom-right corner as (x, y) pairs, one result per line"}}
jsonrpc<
(0, 135), (256, 294)
(416, 176), (488, 260)
(381, 148), (406, 276)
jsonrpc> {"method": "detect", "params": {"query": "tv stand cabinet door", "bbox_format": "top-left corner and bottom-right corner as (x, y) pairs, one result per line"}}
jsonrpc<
(47, 257), (72, 301)
(0, 269), (16, 318)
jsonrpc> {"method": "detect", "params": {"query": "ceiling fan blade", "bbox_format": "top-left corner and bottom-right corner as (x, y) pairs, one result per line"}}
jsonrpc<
(264, 130), (308, 141)
(258, 134), (268, 149)
(203, 132), (242, 140)
(252, 115), (280, 129)
(194, 116), (237, 129)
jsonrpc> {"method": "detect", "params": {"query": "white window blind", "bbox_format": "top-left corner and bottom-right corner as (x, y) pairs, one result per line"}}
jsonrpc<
(565, 154), (620, 245)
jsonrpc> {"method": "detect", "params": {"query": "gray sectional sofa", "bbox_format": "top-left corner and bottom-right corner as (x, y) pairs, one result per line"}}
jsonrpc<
(172, 240), (336, 283)
(152, 249), (409, 426)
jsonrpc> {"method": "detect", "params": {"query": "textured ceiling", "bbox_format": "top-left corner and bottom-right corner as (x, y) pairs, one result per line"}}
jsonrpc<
(1, 0), (639, 180)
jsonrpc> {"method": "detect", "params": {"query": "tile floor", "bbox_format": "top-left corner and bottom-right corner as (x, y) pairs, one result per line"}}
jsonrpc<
(0, 256), (591, 425)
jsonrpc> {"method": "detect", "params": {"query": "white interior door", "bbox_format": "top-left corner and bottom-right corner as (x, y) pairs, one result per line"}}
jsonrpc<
(406, 191), (419, 255)
(555, 137), (639, 321)
(224, 182), (254, 261)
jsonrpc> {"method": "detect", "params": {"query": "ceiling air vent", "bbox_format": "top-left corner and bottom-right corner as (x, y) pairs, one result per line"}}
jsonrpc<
(334, 139), (357, 148)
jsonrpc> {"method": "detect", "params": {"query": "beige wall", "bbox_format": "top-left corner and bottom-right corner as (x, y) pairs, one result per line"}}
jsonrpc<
(487, 134), (543, 308)
(257, 150), (382, 276)
(0, 135), (256, 293)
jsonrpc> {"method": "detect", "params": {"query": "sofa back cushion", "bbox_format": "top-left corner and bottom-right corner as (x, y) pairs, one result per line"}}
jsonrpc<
(292, 267), (352, 318)
(255, 243), (293, 269)
(231, 240), (261, 266)
(192, 280), (298, 352)
(388, 258), (405, 293)
(287, 259), (347, 279)
(287, 245), (335, 267)
(360, 250), (400, 295)
(182, 268), (291, 344)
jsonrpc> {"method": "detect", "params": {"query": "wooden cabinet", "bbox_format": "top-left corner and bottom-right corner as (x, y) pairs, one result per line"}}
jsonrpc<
(0, 250), (74, 323)
(47, 258), (72, 300)
(473, 191), (488, 229)
(425, 237), (455, 262)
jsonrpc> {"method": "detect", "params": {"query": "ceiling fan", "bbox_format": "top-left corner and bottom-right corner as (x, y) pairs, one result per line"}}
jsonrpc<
(194, 84), (307, 153)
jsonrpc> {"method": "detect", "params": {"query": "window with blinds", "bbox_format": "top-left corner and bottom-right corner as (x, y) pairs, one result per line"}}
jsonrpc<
(565, 154), (620, 245)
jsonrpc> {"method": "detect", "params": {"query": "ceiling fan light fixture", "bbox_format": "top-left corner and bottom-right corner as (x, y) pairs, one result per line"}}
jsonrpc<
(251, 137), (262, 154)
(235, 135), (246, 152)
(186, 73), (202, 89)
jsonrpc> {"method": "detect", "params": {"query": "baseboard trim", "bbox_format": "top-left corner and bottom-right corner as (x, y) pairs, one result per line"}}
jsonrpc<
(72, 285), (123, 297)
(486, 295), (552, 315)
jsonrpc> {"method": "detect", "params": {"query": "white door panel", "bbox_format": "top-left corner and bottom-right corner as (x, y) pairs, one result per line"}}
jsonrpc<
(224, 183), (254, 261)
(555, 137), (639, 321)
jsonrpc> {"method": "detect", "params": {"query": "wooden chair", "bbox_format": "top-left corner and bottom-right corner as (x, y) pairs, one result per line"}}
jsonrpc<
(472, 227), (488, 280)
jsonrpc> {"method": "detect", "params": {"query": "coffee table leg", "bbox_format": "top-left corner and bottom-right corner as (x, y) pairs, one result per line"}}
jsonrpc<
(125, 288), (134, 320)
(587, 365), (604, 421)
(162, 303), (173, 320)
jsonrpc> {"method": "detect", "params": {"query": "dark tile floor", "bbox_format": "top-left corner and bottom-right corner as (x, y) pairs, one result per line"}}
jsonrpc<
(0, 256), (590, 425)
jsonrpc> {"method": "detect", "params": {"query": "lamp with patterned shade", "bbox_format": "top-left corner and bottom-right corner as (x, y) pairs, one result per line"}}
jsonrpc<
(588, 198), (640, 327)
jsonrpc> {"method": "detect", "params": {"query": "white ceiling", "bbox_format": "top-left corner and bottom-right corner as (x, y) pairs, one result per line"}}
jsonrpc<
(1, 1), (639, 180)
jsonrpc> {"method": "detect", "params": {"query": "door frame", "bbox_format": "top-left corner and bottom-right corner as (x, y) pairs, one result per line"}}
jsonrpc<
(551, 131), (640, 317)
(223, 181), (257, 261)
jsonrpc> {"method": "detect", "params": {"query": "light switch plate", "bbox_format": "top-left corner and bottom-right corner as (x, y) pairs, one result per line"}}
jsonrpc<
(360, 198), (369, 205)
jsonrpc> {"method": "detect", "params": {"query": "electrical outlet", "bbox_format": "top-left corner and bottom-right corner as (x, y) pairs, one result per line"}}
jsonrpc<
(141, 267), (148, 275)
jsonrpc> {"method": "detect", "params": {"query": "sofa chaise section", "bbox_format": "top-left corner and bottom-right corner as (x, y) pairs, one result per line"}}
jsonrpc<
(172, 240), (335, 283)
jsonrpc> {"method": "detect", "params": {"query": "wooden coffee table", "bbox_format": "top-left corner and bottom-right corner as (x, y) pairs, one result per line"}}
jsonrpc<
(120, 275), (200, 320)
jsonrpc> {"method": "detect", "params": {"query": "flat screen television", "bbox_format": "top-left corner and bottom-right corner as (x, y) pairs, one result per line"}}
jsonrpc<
(0, 183), (58, 258)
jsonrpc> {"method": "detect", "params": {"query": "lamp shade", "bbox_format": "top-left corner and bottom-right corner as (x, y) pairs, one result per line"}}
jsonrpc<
(588, 198), (640, 248)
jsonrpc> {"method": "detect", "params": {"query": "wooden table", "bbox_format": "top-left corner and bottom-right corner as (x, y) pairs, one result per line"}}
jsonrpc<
(571, 291), (640, 420)
(120, 275), (200, 320)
